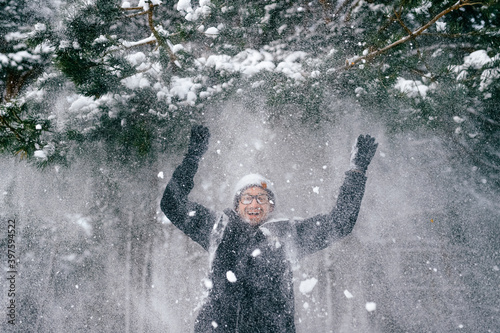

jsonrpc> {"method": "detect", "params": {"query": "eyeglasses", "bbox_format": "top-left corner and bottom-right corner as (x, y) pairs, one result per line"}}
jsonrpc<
(240, 194), (270, 205)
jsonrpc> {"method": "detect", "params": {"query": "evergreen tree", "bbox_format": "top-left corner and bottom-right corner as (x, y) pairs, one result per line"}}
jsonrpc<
(0, 0), (56, 102)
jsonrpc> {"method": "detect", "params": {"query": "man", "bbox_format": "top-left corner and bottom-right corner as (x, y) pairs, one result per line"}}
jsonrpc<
(161, 125), (377, 333)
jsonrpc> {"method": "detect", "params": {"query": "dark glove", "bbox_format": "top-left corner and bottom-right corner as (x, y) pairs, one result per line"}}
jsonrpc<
(350, 134), (378, 173)
(187, 125), (210, 158)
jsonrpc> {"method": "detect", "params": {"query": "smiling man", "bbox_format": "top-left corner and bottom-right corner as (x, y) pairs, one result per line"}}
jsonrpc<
(233, 174), (276, 226)
(160, 125), (377, 333)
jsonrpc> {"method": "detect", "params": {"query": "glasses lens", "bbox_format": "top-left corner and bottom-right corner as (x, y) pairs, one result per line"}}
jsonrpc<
(256, 195), (269, 204)
(240, 195), (253, 205)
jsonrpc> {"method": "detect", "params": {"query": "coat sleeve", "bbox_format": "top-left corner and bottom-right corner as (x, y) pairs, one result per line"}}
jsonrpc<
(160, 155), (216, 251)
(294, 170), (367, 258)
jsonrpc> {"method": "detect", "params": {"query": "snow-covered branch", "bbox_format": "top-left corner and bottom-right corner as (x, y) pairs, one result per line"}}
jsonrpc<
(145, 2), (179, 66)
(342, 0), (487, 70)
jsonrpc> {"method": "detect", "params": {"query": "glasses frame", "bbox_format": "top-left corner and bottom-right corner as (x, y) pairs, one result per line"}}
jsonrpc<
(239, 194), (270, 205)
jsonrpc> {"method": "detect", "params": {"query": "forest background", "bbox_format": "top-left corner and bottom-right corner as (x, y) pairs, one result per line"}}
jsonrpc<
(1, 0), (499, 332)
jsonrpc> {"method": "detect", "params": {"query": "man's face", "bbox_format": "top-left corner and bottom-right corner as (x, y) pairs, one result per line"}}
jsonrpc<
(237, 186), (273, 226)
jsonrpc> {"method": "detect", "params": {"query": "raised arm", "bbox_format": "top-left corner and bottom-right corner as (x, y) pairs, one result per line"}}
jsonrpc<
(160, 125), (215, 251)
(294, 135), (378, 258)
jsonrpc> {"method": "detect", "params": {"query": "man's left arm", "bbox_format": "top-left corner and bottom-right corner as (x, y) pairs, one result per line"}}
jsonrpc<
(294, 135), (377, 257)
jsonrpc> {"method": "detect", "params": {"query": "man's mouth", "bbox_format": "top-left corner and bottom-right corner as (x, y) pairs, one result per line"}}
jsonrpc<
(246, 210), (261, 217)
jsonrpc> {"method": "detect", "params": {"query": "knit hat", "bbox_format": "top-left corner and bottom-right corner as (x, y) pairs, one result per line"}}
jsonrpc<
(233, 173), (276, 209)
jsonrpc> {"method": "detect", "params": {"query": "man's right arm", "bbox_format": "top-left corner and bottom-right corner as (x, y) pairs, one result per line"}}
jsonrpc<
(160, 125), (214, 251)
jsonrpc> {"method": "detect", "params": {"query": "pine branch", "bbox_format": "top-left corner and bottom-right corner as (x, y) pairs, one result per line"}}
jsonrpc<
(342, 0), (487, 70)
(9, 104), (23, 124)
(0, 115), (24, 141)
(122, 5), (156, 11)
(319, 0), (333, 23)
(107, 1), (178, 66)
(456, 138), (500, 171)
(146, 1), (177, 64)
(121, 3), (159, 19)
(419, 31), (484, 38)
(122, 38), (157, 49)
(0, 103), (26, 142)
(334, 0), (355, 18)
(344, 0), (361, 22)
(124, 11), (149, 19)
(394, 7), (412, 36)
(466, 108), (500, 127)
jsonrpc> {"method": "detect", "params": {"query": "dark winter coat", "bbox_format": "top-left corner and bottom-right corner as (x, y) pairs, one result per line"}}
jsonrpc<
(160, 154), (367, 333)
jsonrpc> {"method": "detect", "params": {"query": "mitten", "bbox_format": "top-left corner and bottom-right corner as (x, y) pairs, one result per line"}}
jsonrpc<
(187, 125), (210, 158)
(349, 134), (378, 173)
